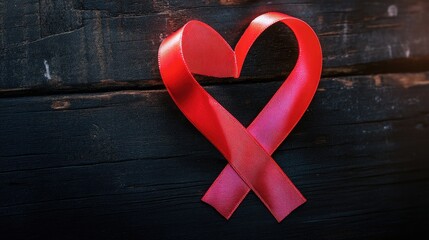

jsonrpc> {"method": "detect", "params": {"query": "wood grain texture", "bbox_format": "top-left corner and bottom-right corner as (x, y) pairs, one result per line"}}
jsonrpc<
(1, 0), (429, 92)
(0, 72), (428, 239)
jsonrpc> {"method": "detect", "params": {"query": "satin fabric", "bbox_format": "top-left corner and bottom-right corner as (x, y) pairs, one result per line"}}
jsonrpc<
(158, 12), (322, 222)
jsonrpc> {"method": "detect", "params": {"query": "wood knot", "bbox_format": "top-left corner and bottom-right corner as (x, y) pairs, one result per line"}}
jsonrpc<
(51, 100), (70, 110)
(219, 0), (251, 5)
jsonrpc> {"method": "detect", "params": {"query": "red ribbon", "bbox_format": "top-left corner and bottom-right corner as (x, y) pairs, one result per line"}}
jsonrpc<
(158, 12), (322, 222)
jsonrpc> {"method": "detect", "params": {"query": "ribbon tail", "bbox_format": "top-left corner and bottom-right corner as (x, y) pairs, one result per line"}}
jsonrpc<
(202, 164), (250, 219)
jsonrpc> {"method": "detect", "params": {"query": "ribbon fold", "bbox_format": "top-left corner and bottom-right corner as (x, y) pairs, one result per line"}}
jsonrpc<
(158, 12), (322, 222)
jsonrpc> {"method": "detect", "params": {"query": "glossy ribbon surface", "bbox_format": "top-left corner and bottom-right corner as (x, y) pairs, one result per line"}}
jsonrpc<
(158, 12), (322, 222)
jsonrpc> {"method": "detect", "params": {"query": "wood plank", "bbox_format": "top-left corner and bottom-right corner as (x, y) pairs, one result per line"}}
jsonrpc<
(0, 72), (428, 239)
(1, 0), (429, 92)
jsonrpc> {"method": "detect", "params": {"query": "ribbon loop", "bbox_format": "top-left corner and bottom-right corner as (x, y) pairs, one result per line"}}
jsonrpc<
(158, 12), (322, 222)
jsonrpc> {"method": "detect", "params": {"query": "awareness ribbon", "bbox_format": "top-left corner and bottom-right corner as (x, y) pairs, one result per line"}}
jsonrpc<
(158, 12), (322, 222)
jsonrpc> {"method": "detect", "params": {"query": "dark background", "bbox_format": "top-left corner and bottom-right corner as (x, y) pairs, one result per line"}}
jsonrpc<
(1, 1), (428, 239)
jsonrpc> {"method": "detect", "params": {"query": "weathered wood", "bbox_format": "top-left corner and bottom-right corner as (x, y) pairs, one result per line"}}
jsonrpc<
(1, 0), (429, 93)
(0, 72), (428, 239)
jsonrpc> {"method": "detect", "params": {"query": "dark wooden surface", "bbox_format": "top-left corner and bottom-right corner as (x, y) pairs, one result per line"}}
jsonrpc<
(1, 1), (429, 240)
(2, 0), (429, 93)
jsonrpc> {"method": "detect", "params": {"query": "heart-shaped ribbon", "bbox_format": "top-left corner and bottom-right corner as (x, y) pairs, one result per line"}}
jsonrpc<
(158, 12), (322, 222)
